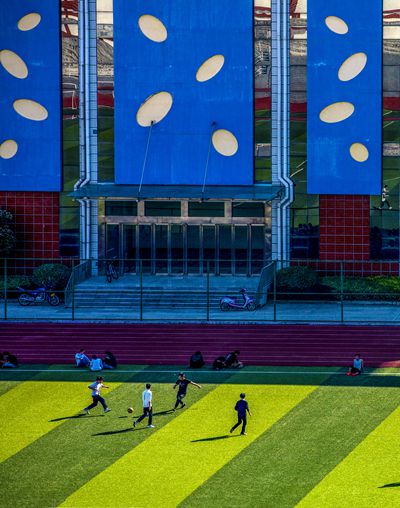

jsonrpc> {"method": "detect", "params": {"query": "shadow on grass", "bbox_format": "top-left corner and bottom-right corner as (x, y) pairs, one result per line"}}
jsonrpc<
(49, 414), (104, 422)
(379, 483), (400, 488)
(93, 427), (149, 436)
(191, 434), (241, 443)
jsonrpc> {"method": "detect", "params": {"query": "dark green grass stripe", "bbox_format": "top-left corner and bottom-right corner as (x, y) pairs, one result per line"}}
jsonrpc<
(0, 365), (54, 396)
(181, 374), (400, 508)
(0, 369), (216, 508)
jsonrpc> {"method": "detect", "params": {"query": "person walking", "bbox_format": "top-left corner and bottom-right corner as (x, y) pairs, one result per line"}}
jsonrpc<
(133, 383), (154, 428)
(83, 376), (111, 414)
(172, 372), (201, 411)
(379, 185), (392, 209)
(230, 393), (251, 436)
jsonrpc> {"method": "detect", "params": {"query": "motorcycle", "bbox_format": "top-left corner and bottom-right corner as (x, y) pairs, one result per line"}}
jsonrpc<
(220, 288), (256, 312)
(17, 286), (60, 306)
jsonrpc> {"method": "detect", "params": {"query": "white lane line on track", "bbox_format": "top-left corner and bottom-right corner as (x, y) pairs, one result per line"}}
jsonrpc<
(2, 368), (400, 377)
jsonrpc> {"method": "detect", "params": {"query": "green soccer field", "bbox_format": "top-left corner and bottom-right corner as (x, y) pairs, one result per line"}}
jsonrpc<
(2, 365), (400, 508)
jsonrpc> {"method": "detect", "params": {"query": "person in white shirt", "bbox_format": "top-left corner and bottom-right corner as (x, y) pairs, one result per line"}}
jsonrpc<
(133, 383), (154, 428)
(346, 354), (364, 376)
(75, 348), (90, 368)
(83, 376), (111, 414)
(89, 355), (103, 371)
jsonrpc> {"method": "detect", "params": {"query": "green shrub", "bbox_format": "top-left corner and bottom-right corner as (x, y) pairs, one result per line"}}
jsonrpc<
(322, 275), (400, 301)
(32, 263), (71, 290)
(0, 209), (16, 256)
(0, 275), (32, 292)
(276, 266), (319, 291)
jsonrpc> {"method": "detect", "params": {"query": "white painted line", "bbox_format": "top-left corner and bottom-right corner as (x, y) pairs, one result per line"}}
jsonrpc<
(1, 368), (400, 377)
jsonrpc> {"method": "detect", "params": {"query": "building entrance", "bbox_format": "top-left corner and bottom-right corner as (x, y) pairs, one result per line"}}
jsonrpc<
(105, 223), (269, 276)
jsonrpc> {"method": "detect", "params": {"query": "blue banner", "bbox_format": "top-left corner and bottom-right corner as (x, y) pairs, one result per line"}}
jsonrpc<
(307, 0), (382, 195)
(114, 0), (254, 186)
(0, 2), (61, 191)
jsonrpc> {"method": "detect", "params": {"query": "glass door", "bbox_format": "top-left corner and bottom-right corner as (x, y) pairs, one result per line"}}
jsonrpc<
(106, 224), (120, 259)
(122, 224), (137, 273)
(202, 225), (216, 274)
(218, 225), (233, 274)
(187, 225), (200, 273)
(250, 225), (265, 274)
(139, 225), (152, 273)
(170, 225), (184, 273)
(155, 225), (168, 273)
(234, 225), (249, 275)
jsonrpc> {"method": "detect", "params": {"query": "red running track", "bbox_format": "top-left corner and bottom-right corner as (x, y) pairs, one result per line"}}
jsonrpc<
(1, 323), (400, 368)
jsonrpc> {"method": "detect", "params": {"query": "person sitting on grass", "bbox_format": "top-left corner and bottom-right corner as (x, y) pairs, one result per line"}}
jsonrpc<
(189, 351), (205, 369)
(2, 351), (19, 368)
(89, 355), (103, 372)
(75, 348), (90, 368)
(346, 354), (364, 376)
(103, 350), (117, 370)
(225, 350), (243, 369)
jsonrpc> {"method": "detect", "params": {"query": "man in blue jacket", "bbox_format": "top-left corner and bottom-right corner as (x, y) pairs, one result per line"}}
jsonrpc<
(230, 393), (251, 435)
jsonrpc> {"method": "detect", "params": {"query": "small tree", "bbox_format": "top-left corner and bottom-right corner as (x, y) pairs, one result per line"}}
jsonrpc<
(0, 209), (16, 256)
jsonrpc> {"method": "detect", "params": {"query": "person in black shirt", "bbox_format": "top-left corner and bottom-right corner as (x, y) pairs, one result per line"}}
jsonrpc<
(230, 393), (251, 435)
(103, 350), (117, 369)
(189, 351), (205, 369)
(3, 351), (19, 368)
(172, 372), (201, 411)
(225, 350), (243, 369)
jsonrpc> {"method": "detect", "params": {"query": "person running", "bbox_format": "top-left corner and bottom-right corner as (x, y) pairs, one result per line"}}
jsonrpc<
(173, 372), (202, 411)
(133, 383), (154, 428)
(83, 376), (111, 414)
(230, 393), (251, 436)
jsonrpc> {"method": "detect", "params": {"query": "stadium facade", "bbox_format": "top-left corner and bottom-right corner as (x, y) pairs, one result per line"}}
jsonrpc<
(0, 1), (399, 275)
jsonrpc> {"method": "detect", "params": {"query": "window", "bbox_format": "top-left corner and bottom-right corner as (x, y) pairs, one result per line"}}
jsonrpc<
(145, 201), (181, 216)
(105, 201), (138, 216)
(232, 202), (265, 217)
(188, 201), (224, 217)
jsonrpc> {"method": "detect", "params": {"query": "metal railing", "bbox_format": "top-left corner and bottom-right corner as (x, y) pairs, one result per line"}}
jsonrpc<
(1, 258), (400, 323)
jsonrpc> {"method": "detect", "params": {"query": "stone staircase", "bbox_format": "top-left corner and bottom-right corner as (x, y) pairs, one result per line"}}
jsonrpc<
(69, 274), (260, 310)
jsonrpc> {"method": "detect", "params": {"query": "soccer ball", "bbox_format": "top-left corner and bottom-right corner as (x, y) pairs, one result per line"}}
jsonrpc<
(127, 407), (134, 414)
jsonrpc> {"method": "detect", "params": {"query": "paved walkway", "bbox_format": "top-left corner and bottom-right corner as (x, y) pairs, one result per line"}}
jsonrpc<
(1, 300), (400, 323)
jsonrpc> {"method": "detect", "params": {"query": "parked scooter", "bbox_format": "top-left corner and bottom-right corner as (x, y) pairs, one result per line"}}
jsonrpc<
(220, 288), (256, 311)
(17, 286), (60, 306)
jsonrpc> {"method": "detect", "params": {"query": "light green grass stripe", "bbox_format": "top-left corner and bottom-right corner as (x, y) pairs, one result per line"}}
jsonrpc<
(0, 380), (121, 463)
(181, 374), (400, 508)
(297, 405), (400, 508)
(62, 383), (316, 508)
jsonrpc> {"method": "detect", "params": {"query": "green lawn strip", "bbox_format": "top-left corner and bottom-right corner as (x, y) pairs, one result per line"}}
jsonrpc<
(182, 373), (400, 508)
(0, 364), (53, 383)
(0, 371), (212, 508)
(0, 378), (122, 463)
(298, 405), (400, 507)
(61, 382), (317, 508)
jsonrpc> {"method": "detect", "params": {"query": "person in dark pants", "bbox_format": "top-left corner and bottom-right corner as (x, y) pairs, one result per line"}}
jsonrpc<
(3, 352), (19, 368)
(189, 351), (205, 369)
(83, 376), (111, 414)
(103, 350), (117, 370)
(346, 354), (364, 376)
(172, 372), (201, 411)
(230, 393), (251, 436)
(134, 383), (154, 428)
(379, 185), (392, 209)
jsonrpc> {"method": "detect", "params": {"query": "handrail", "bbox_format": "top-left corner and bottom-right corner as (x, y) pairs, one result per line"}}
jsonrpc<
(64, 260), (92, 307)
(256, 261), (275, 307)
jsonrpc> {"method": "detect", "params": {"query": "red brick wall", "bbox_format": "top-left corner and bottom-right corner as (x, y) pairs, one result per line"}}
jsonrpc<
(319, 195), (370, 261)
(0, 192), (60, 259)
